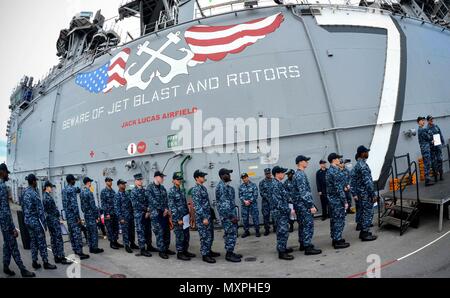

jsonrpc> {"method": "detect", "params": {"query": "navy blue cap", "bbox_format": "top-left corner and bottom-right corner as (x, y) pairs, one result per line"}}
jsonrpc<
(134, 173), (143, 180)
(154, 171), (166, 178)
(193, 170), (208, 179)
(417, 116), (425, 122)
(426, 115), (433, 121)
(357, 145), (370, 155)
(117, 179), (127, 186)
(328, 153), (343, 163)
(83, 177), (93, 185)
(105, 177), (113, 182)
(295, 155), (310, 164)
(241, 173), (249, 179)
(272, 166), (288, 175)
(44, 181), (56, 188)
(264, 168), (271, 174)
(26, 174), (37, 182)
(172, 172), (184, 180)
(66, 174), (76, 183)
(218, 168), (233, 177)
(0, 163), (10, 174)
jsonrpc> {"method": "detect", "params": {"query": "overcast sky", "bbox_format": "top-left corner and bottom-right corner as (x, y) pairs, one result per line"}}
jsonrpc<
(0, 0), (142, 163)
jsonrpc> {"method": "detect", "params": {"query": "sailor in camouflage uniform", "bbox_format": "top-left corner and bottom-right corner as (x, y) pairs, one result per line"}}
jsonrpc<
(62, 174), (89, 259)
(427, 115), (445, 182)
(326, 154), (351, 249)
(42, 181), (72, 265)
(130, 174), (153, 257)
(350, 146), (378, 241)
(417, 116), (435, 186)
(216, 169), (242, 262)
(0, 163), (35, 277)
(114, 179), (137, 254)
(100, 177), (122, 250)
(147, 171), (175, 259)
(292, 155), (322, 255)
(271, 166), (294, 260)
(168, 172), (196, 261)
(80, 177), (104, 254)
(283, 169), (296, 233)
(340, 160), (355, 214)
(259, 168), (275, 236)
(239, 173), (260, 238)
(192, 170), (220, 263)
(22, 174), (57, 270)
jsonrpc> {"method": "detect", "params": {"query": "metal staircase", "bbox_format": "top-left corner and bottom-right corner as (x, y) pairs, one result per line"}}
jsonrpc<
(378, 153), (420, 235)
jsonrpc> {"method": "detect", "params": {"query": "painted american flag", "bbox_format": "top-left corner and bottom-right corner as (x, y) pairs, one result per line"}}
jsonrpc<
(75, 48), (131, 94)
(184, 13), (284, 66)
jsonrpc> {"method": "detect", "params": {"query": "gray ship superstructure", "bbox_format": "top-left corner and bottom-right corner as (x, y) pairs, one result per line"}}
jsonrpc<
(5, 0), (450, 222)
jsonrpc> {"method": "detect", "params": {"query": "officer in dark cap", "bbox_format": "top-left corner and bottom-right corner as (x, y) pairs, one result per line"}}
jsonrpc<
(130, 173), (154, 257)
(283, 169), (296, 233)
(62, 174), (89, 259)
(0, 164), (35, 277)
(292, 155), (322, 255)
(350, 146), (377, 241)
(101, 177), (122, 250)
(80, 177), (104, 254)
(239, 173), (260, 238)
(42, 181), (72, 265)
(427, 115), (445, 182)
(326, 153), (350, 249)
(259, 168), (274, 236)
(168, 172), (195, 261)
(216, 168), (242, 262)
(316, 160), (329, 220)
(271, 166), (294, 260)
(148, 171), (175, 259)
(192, 170), (220, 263)
(22, 174), (57, 270)
(114, 179), (138, 253)
(417, 116), (434, 186)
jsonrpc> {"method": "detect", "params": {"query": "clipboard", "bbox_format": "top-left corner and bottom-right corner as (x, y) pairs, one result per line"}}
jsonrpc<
(289, 204), (297, 220)
(433, 134), (442, 146)
(183, 214), (190, 230)
(60, 222), (69, 235)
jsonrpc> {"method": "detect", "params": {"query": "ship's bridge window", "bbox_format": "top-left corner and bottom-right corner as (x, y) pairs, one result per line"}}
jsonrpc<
(194, 0), (284, 19)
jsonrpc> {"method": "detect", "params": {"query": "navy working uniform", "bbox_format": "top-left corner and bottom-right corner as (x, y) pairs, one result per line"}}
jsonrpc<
(271, 178), (291, 253)
(428, 121), (445, 179)
(292, 169), (316, 248)
(100, 186), (119, 244)
(1, 179), (27, 272)
(192, 183), (214, 256)
(43, 191), (65, 260)
(215, 180), (238, 253)
(114, 189), (135, 247)
(22, 186), (49, 263)
(418, 125), (434, 181)
(80, 187), (100, 251)
(284, 172), (296, 231)
(168, 185), (190, 253)
(326, 165), (347, 242)
(147, 182), (171, 253)
(130, 185), (152, 250)
(239, 179), (260, 234)
(259, 173), (274, 233)
(62, 184), (84, 254)
(350, 158), (376, 234)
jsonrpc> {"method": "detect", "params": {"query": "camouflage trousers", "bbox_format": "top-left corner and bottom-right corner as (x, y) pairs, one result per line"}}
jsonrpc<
(2, 229), (26, 270)
(421, 148), (432, 178)
(261, 197), (271, 230)
(105, 214), (119, 243)
(196, 218), (214, 256)
(328, 199), (346, 241)
(47, 217), (65, 258)
(222, 219), (238, 253)
(134, 213), (152, 249)
(431, 147), (443, 174)
(173, 222), (190, 252)
(151, 215), (171, 252)
(359, 197), (374, 232)
(355, 198), (362, 225)
(27, 225), (49, 263)
(119, 216), (135, 246)
(67, 219), (83, 254)
(84, 216), (99, 250)
(273, 212), (289, 253)
(241, 203), (260, 232)
(294, 203), (314, 247)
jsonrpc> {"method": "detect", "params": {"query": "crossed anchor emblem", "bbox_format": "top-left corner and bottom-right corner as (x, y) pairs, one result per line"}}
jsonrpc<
(124, 31), (194, 90)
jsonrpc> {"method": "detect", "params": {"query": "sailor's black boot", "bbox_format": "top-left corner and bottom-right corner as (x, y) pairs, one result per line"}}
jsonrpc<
(225, 251), (241, 262)
(278, 252), (294, 260)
